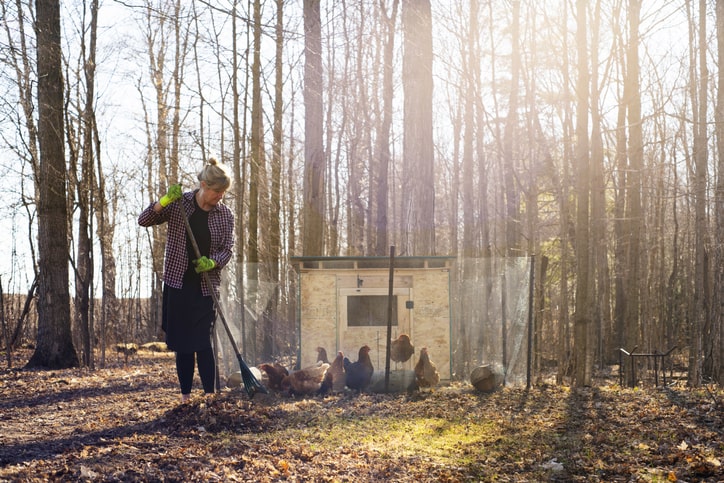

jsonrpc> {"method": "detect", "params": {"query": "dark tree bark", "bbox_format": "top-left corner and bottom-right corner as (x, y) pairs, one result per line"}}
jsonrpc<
(27, 0), (78, 370)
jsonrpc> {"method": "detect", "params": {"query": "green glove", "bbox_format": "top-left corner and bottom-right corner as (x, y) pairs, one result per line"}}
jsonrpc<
(159, 183), (182, 207)
(193, 256), (216, 273)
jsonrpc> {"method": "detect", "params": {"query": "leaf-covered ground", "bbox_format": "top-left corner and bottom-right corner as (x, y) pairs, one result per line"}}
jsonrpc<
(0, 349), (722, 482)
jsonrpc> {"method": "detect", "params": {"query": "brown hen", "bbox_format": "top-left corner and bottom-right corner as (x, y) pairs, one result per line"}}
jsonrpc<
(328, 350), (346, 393)
(258, 363), (289, 391)
(414, 347), (440, 389)
(390, 334), (415, 363)
(316, 346), (330, 364)
(281, 362), (330, 395)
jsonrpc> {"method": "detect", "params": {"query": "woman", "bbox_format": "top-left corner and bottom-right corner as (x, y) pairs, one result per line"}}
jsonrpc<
(138, 158), (233, 402)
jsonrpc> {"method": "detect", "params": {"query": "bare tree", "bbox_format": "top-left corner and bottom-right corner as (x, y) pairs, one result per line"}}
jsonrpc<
(374, 0), (399, 256)
(245, 0), (265, 362)
(69, 0), (100, 369)
(401, 0), (434, 256)
(347, 2), (368, 257)
(715, 0), (724, 385)
(689, 0), (708, 387)
(612, 0), (628, 369)
(572, 0), (593, 387)
(302, 0), (325, 256)
(557, 0), (574, 383)
(265, 0), (285, 359)
(27, 0), (78, 369)
(588, 0), (612, 368)
(323, 3), (341, 256)
(502, 0), (521, 257)
(624, 0), (644, 375)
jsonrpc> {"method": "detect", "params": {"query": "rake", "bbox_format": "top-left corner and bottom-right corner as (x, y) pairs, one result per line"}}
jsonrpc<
(175, 195), (267, 398)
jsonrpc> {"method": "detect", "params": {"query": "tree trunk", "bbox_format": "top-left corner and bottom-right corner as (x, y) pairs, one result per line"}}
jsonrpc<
(623, 0), (643, 384)
(28, 0), (78, 369)
(557, 0), (574, 384)
(714, 0), (724, 385)
(346, 3), (365, 256)
(247, 0), (265, 362)
(374, 0), (399, 256)
(689, 0), (708, 386)
(462, 0), (477, 261)
(401, 0), (434, 256)
(324, 3), (342, 256)
(263, 0), (285, 361)
(303, 0), (325, 256)
(76, 0), (100, 369)
(613, 83), (627, 361)
(573, 0), (593, 387)
(589, 0), (611, 367)
(502, 0), (521, 257)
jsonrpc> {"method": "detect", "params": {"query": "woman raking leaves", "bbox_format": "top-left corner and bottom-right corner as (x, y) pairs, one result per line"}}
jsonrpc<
(138, 158), (234, 402)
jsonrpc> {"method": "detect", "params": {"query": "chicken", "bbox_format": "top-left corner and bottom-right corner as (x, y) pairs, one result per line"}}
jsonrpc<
(281, 361), (330, 395)
(414, 347), (440, 389)
(328, 350), (346, 393)
(344, 345), (374, 391)
(258, 363), (289, 391)
(390, 334), (415, 363)
(316, 346), (330, 364)
(316, 347), (332, 394)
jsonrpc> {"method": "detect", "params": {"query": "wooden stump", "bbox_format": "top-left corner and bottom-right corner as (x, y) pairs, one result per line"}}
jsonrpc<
(470, 365), (501, 393)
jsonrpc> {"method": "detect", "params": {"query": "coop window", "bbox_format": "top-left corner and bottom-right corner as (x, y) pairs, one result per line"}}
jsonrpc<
(347, 295), (398, 327)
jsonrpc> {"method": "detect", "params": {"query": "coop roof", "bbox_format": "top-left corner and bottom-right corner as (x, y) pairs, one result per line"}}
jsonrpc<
(290, 255), (456, 271)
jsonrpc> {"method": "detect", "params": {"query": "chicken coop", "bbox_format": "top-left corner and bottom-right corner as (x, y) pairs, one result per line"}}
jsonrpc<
(290, 256), (455, 385)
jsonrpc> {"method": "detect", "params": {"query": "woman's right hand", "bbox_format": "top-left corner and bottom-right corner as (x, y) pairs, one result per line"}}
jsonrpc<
(159, 184), (182, 207)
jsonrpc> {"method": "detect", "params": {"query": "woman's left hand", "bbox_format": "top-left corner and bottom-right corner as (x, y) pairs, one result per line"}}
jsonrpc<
(193, 256), (217, 273)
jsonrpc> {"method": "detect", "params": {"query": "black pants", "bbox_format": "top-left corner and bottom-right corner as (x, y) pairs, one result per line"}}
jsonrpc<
(176, 347), (215, 394)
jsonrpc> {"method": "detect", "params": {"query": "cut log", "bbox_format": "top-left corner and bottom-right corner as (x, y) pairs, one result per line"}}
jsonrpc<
(470, 365), (502, 393)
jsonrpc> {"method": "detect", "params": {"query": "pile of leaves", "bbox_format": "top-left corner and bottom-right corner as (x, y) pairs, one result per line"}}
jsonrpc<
(0, 349), (721, 482)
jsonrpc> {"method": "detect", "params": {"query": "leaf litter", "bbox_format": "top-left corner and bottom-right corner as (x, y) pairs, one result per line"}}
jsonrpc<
(0, 349), (721, 482)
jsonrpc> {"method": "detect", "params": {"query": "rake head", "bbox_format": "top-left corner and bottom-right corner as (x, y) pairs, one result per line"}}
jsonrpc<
(237, 355), (268, 398)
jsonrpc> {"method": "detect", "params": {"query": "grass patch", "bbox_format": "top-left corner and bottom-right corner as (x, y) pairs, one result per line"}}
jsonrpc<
(252, 410), (525, 467)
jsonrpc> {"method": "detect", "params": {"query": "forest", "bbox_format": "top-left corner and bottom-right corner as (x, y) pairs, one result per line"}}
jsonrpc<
(0, 0), (722, 390)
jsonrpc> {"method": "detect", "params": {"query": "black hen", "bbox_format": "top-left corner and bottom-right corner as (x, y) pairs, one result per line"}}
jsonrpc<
(344, 345), (373, 391)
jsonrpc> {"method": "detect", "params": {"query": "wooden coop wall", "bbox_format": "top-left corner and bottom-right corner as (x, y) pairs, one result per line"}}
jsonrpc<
(297, 267), (451, 380)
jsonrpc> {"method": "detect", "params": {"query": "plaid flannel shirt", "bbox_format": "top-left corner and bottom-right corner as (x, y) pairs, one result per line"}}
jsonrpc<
(138, 190), (234, 297)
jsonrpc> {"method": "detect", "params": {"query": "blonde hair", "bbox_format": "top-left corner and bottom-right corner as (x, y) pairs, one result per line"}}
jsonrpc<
(198, 157), (232, 191)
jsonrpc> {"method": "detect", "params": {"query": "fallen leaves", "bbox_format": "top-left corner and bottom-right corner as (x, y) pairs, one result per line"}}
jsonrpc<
(0, 350), (722, 481)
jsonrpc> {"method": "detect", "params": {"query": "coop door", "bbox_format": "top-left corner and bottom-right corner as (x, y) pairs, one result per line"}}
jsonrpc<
(338, 288), (414, 371)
